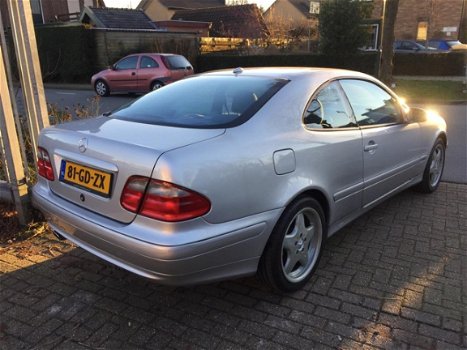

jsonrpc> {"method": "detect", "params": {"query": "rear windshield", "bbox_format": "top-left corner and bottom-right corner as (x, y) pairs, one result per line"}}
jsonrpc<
(165, 55), (192, 69)
(111, 75), (288, 128)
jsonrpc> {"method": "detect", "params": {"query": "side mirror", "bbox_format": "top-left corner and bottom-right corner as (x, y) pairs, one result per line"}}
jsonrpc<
(111, 64), (117, 70)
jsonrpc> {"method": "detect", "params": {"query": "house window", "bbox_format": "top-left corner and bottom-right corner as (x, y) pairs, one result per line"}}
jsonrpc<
(360, 24), (379, 51)
(416, 21), (428, 41)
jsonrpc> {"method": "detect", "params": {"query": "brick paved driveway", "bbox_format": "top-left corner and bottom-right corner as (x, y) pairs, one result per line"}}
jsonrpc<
(1, 183), (466, 349)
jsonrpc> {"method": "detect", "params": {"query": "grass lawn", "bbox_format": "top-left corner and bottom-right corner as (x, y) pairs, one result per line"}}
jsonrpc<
(394, 79), (466, 102)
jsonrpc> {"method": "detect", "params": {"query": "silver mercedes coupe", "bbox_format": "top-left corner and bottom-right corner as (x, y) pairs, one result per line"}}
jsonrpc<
(33, 68), (447, 291)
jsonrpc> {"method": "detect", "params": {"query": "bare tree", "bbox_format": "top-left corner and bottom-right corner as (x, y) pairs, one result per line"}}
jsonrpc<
(379, 0), (399, 85)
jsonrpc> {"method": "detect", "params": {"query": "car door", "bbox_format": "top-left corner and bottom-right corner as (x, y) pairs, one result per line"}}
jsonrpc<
(108, 55), (139, 92)
(303, 81), (364, 223)
(340, 79), (422, 208)
(137, 55), (161, 92)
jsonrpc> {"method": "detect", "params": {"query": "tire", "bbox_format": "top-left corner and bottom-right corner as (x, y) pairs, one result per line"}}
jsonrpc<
(95, 80), (109, 97)
(259, 197), (326, 292)
(415, 138), (445, 193)
(150, 81), (164, 91)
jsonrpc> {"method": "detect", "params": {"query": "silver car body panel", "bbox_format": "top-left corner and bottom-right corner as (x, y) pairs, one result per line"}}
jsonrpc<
(33, 67), (447, 285)
(39, 117), (224, 223)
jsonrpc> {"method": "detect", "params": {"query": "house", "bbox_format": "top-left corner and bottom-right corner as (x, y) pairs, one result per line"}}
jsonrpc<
(0, 0), (104, 28)
(383, 0), (465, 42)
(137, 0), (226, 21)
(80, 7), (156, 30)
(264, 0), (466, 48)
(172, 4), (269, 39)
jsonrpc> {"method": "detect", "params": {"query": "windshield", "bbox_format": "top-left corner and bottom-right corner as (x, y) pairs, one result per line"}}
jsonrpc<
(111, 75), (288, 128)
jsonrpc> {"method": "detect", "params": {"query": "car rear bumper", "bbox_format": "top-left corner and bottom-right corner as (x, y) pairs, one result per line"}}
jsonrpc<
(32, 183), (280, 286)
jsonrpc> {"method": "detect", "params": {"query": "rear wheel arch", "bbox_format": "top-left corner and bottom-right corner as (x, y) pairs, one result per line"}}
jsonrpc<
(288, 188), (330, 233)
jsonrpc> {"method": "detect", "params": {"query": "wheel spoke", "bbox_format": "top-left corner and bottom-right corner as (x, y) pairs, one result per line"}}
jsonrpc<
(295, 213), (306, 235)
(298, 251), (309, 266)
(283, 234), (296, 253)
(284, 253), (299, 274)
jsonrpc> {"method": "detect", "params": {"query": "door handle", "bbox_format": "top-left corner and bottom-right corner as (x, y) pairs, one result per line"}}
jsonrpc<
(131, 72), (136, 76)
(364, 141), (378, 152)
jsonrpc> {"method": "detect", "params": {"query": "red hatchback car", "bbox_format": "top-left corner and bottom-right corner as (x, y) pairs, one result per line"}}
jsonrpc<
(91, 53), (194, 96)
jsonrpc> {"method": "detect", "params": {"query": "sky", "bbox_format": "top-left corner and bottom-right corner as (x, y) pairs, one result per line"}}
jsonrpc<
(104, 0), (275, 10)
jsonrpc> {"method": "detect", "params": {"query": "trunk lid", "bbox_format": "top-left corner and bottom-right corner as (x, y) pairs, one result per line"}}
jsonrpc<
(40, 116), (224, 223)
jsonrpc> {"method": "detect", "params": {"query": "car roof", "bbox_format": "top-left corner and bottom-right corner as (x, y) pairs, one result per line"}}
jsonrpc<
(124, 53), (180, 57)
(202, 66), (373, 82)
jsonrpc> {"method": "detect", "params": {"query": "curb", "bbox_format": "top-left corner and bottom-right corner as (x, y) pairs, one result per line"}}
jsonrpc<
(43, 83), (91, 91)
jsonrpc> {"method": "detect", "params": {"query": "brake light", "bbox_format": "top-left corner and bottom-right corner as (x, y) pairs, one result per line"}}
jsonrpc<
(120, 176), (149, 213)
(120, 177), (211, 222)
(37, 147), (54, 181)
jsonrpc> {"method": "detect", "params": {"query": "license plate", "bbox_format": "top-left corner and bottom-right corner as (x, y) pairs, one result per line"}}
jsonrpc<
(59, 160), (112, 197)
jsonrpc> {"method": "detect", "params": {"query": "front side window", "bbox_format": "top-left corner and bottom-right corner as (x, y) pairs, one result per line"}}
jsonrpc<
(340, 79), (402, 126)
(304, 82), (355, 129)
(115, 56), (138, 70)
(140, 56), (159, 69)
(111, 76), (288, 128)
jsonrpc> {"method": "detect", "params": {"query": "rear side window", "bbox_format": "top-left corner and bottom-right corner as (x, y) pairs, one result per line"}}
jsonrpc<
(112, 76), (288, 128)
(163, 55), (191, 70)
(304, 81), (355, 129)
(340, 79), (402, 126)
(140, 56), (159, 69)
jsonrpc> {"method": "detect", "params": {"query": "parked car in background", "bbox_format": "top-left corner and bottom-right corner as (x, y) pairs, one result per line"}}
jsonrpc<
(427, 40), (467, 51)
(393, 40), (436, 53)
(91, 53), (193, 96)
(34, 68), (447, 292)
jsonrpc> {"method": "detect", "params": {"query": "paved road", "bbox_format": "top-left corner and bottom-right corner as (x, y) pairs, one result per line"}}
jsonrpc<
(14, 88), (467, 184)
(1, 182), (466, 349)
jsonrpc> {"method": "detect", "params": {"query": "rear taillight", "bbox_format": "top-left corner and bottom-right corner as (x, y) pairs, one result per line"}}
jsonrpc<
(120, 177), (210, 222)
(120, 176), (149, 213)
(37, 147), (54, 181)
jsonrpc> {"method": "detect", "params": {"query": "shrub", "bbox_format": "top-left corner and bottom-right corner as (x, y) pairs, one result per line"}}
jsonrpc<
(393, 52), (465, 76)
(35, 25), (97, 82)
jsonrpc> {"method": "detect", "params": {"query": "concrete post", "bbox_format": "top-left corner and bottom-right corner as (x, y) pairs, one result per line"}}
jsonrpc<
(0, 45), (30, 225)
(6, 0), (49, 165)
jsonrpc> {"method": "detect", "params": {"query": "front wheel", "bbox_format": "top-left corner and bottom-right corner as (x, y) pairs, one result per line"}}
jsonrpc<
(415, 138), (445, 193)
(259, 197), (325, 292)
(95, 80), (109, 97)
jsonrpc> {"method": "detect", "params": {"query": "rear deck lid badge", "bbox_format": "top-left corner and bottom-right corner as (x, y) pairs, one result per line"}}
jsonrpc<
(78, 138), (88, 153)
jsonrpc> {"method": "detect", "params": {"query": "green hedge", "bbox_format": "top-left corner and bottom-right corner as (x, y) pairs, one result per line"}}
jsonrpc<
(197, 53), (379, 76)
(35, 25), (96, 83)
(393, 52), (465, 76)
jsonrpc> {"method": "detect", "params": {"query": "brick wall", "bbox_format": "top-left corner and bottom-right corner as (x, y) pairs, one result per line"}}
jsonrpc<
(371, 0), (464, 41)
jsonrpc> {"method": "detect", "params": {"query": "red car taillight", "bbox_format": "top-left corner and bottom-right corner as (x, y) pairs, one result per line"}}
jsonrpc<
(37, 147), (54, 181)
(120, 177), (211, 222)
(120, 176), (149, 213)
